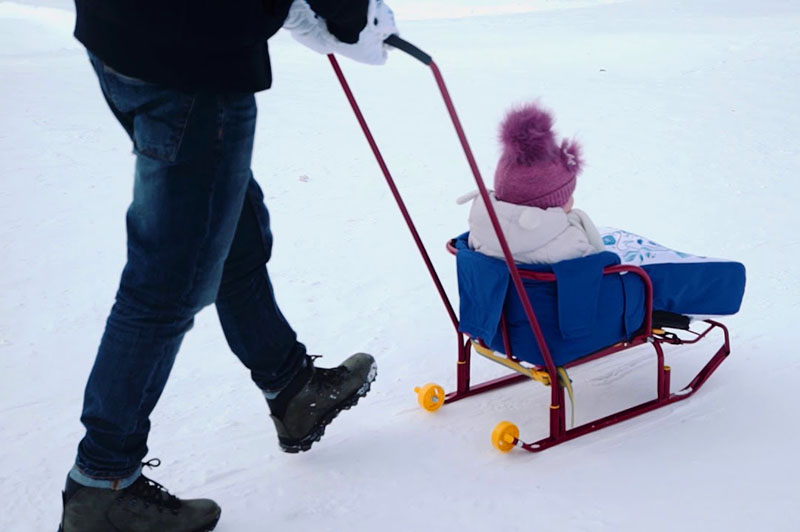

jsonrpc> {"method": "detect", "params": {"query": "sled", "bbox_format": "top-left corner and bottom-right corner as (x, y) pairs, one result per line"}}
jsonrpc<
(328, 36), (735, 453)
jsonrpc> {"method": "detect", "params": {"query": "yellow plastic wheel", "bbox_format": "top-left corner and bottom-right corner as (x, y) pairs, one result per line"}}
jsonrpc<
(414, 383), (446, 412)
(491, 421), (520, 453)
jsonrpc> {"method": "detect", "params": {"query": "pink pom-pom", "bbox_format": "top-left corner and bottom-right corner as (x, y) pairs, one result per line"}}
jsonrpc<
(500, 103), (556, 165)
(560, 138), (584, 175)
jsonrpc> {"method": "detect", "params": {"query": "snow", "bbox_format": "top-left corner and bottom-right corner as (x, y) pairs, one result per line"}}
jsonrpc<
(1, 0), (799, 530)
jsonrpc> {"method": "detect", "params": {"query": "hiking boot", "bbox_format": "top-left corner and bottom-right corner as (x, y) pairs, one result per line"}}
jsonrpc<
(267, 353), (377, 453)
(59, 460), (221, 532)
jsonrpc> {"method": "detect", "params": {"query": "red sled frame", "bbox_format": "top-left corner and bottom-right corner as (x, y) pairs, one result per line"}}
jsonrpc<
(328, 37), (731, 452)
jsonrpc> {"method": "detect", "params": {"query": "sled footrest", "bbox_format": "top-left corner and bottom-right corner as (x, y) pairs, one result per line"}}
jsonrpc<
(471, 341), (551, 386)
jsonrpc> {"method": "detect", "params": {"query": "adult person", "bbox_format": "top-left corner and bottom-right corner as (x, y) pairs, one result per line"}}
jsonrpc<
(59, 1), (398, 530)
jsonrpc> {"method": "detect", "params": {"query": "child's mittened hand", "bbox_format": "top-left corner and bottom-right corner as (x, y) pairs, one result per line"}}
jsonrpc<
(284, 0), (398, 65)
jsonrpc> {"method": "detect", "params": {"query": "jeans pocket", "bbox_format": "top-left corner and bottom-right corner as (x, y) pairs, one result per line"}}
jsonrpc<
(131, 92), (196, 163)
(100, 64), (196, 163)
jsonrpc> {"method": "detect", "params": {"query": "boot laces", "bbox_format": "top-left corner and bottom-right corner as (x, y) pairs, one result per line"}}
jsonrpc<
(123, 459), (181, 512)
(308, 356), (349, 386)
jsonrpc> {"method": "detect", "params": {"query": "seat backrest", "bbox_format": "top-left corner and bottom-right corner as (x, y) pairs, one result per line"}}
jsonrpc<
(454, 233), (647, 366)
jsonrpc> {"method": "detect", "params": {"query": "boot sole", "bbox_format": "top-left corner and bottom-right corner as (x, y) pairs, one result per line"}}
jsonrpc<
(275, 364), (377, 453)
(58, 508), (220, 532)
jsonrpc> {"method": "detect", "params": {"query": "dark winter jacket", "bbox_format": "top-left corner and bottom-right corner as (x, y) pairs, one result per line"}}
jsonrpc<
(73, 0), (369, 93)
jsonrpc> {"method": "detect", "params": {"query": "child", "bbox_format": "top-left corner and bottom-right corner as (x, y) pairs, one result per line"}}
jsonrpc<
(458, 103), (605, 264)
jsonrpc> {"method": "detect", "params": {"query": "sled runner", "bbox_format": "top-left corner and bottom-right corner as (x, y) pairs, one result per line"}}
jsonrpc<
(329, 36), (743, 453)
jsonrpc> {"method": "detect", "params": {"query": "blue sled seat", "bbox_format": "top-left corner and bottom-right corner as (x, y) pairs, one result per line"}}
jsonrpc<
(454, 233), (647, 367)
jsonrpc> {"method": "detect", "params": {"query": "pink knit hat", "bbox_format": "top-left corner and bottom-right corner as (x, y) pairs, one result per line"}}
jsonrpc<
(494, 103), (583, 208)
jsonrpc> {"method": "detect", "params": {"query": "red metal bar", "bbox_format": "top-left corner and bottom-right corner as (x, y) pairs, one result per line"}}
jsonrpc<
(681, 341), (730, 393)
(445, 372), (529, 403)
(328, 54), (460, 333)
(664, 366), (672, 398)
(456, 334), (471, 394)
(330, 54), (560, 406)
(562, 337), (650, 369)
(521, 394), (687, 452)
(654, 340), (668, 400)
(427, 62), (561, 394)
(551, 381), (566, 437)
(662, 319), (724, 346)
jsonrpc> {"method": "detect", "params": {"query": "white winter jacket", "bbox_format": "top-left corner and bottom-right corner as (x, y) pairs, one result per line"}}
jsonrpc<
(458, 191), (605, 264)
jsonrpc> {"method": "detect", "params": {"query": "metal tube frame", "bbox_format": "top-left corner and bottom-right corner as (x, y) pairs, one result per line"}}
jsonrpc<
(328, 42), (732, 452)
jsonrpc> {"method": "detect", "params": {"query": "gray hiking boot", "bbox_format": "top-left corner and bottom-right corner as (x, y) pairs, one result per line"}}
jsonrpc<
(59, 461), (220, 532)
(267, 353), (377, 453)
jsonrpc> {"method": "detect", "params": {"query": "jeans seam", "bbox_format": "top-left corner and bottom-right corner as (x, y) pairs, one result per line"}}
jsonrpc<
(100, 58), (197, 164)
(168, 94), (197, 163)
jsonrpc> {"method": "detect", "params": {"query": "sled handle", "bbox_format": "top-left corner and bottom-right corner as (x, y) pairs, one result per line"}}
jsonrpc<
(331, 39), (561, 388)
(384, 34), (433, 65)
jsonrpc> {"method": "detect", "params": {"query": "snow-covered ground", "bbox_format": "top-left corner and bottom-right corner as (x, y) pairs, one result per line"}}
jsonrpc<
(2, 0), (799, 530)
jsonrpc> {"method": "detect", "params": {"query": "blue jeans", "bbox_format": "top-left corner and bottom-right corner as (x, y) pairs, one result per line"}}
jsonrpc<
(73, 53), (306, 486)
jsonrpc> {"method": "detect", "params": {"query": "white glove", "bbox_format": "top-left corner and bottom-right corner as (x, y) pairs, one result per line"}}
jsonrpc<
(283, 0), (398, 65)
